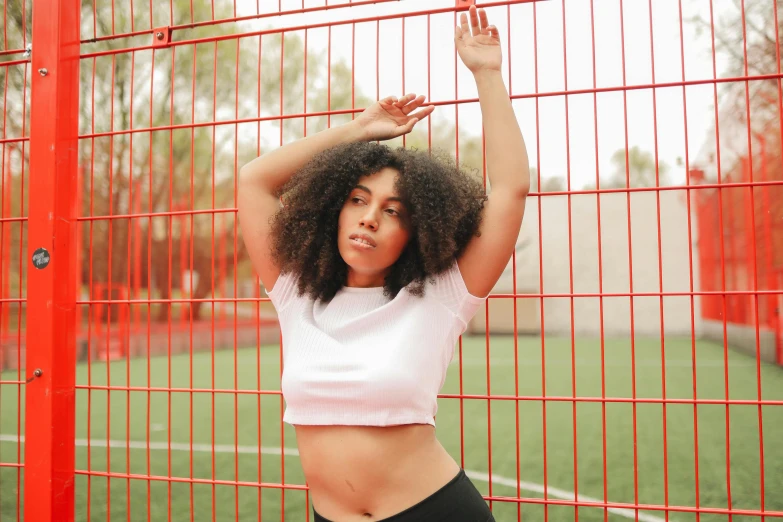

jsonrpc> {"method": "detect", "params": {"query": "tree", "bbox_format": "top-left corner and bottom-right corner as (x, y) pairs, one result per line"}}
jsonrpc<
(689, 2), (783, 273)
(3, 2), (490, 321)
(612, 146), (669, 188)
(0, 1), (32, 287)
(689, 1), (782, 142)
(79, 6), (375, 320)
(587, 146), (670, 189)
(76, 1), (256, 320)
(539, 176), (566, 192)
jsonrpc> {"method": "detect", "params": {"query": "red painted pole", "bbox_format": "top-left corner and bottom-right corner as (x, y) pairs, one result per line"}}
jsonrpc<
(756, 136), (776, 338)
(75, 165), (83, 342)
(741, 157), (756, 326)
(726, 161), (740, 323)
(133, 185), (141, 329)
(1, 149), (11, 344)
(219, 211), (226, 326)
(179, 199), (187, 325)
(778, 270), (783, 365)
(0, 147), (10, 373)
(691, 169), (719, 322)
(24, 0), (80, 518)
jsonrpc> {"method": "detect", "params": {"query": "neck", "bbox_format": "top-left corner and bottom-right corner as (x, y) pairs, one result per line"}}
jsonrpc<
(345, 269), (386, 288)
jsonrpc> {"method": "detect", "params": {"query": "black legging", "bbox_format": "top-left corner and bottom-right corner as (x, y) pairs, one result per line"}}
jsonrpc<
(312, 468), (496, 522)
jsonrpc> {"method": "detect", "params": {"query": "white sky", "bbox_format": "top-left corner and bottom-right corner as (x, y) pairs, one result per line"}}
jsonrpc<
(2, 0), (764, 191)
(227, 0), (740, 189)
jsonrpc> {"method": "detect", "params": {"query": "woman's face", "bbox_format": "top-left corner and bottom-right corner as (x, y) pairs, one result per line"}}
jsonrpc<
(337, 167), (411, 288)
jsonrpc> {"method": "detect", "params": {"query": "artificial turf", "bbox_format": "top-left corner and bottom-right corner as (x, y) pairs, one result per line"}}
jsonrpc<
(1, 335), (781, 521)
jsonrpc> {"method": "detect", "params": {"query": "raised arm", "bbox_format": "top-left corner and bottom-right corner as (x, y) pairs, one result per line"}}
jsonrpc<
(238, 122), (366, 292)
(238, 95), (434, 292)
(454, 5), (531, 298)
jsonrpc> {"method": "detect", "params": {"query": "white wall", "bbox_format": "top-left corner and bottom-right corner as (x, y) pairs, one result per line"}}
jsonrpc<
(491, 190), (702, 337)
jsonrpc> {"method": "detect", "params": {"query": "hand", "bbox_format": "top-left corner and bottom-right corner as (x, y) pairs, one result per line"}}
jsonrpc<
(354, 94), (435, 142)
(455, 5), (502, 75)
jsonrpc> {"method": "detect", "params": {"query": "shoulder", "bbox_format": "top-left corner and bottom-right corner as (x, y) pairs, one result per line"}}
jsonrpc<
(263, 270), (304, 312)
(424, 259), (486, 305)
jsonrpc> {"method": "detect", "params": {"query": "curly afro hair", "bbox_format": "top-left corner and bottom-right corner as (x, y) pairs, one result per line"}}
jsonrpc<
(269, 140), (488, 303)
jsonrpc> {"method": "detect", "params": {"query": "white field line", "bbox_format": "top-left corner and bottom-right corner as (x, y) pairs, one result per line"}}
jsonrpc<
(0, 434), (669, 522)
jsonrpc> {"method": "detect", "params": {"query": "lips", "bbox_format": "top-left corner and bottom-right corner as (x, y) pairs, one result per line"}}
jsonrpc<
(349, 233), (377, 248)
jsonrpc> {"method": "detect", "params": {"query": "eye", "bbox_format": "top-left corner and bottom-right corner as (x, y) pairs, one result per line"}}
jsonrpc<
(385, 208), (399, 216)
(351, 197), (364, 204)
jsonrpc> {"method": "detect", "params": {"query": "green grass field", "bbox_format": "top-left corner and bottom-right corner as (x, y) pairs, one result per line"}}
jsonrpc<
(1, 335), (781, 521)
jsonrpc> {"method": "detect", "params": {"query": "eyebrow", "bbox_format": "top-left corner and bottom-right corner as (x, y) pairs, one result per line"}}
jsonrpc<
(354, 184), (403, 204)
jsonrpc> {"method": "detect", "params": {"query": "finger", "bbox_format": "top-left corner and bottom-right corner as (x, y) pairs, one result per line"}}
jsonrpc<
(394, 93), (416, 107)
(398, 117), (418, 136)
(407, 105), (435, 121)
(400, 95), (426, 114)
(454, 25), (467, 48)
(380, 95), (398, 104)
(479, 9), (490, 35)
(469, 5), (480, 36)
(488, 25), (500, 41)
(460, 12), (470, 38)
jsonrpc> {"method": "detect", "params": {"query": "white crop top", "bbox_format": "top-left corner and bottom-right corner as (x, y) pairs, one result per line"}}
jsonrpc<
(264, 260), (487, 427)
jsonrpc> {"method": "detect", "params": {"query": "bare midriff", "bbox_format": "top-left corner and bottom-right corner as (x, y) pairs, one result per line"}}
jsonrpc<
(294, 423), (461, 522)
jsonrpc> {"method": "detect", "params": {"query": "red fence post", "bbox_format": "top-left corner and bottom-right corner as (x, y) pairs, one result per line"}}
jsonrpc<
(778, 270), (783, 365)
(1, 150), (11, 361)
(75, 166), (83, 342)
(739, 157), (757, 326)
(23, 0), (81, 519)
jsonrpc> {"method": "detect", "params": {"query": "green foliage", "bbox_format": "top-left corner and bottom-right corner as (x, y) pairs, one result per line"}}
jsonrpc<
(688, 2), (782, 135)
(77, 5), (361, 304)
(607, 146), (670, 188)
(3, 1), (487, 319)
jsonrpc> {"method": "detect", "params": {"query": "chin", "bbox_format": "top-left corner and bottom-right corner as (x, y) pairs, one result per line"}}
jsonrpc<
(343, 256), (372, 273)
(338, 246), (366, 267)
(340, 249), (378, 273)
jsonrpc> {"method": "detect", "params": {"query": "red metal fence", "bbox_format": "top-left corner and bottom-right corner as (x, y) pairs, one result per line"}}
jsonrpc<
(694, 150), (783, 365)
(1, 0), (783, 521)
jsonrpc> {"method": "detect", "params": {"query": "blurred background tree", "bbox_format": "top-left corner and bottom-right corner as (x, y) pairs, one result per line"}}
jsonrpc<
(1, 1), (489, 321)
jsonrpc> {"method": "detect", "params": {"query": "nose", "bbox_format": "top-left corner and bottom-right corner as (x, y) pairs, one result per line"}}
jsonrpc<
(359, 208), (379, 230)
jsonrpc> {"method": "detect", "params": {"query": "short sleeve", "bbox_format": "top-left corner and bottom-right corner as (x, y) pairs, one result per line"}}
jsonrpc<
(428, 259), (488, 329)
(263, 271), (299, 313)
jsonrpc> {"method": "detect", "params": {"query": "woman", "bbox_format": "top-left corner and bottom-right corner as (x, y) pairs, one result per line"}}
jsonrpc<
(238, 6), (529, 521)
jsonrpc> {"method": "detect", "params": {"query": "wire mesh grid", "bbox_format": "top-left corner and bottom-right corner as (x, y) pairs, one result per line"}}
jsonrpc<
(0, 0), (31, 518)
(1, 0), (783, 520)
